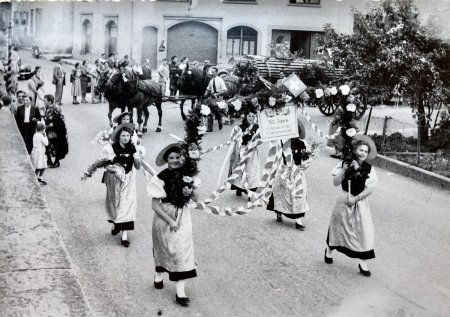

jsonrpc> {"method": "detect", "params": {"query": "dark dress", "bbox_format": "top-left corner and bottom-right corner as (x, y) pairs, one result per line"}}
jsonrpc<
(148, 168), (197, 281)
(45, 107), (69, 163)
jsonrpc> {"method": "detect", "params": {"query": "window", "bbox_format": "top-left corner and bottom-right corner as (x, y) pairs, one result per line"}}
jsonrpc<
(227, 26), (257, 57)
(289, 0), (320, 5)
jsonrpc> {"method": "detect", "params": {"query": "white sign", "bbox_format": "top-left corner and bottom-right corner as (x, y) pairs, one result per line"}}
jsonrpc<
(283, 73), (307, 97)
(258, 105), (299, 142)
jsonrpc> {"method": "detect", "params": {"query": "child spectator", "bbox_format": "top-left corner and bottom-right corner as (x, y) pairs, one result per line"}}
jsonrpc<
(31, 122), (49, 185)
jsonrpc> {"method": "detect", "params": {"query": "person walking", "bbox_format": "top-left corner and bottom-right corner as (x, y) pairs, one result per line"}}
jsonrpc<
(141, 58), (152, 80)
(147, 143), (198, 307)
(157, 58), (169, 95)
(15, 94), (41, 154)
(267, 121), (309, 230)
(31, 122), (49, 185)
(52, 58), (65, 106)
(44, 94), (68, 168)
(325, 135), (378, 277)
(228, 102), (260, 197)
(100, 123), (143, 247)
(71, 63), (82, 104)
(168, 56), (179, 97)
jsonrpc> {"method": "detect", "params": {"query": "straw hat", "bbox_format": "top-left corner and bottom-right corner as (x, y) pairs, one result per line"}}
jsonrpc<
(352, 134), (377, 160)
(155, 143), (182, 166)
(113, 111), (132, 123)
(110, 123), (135, 142)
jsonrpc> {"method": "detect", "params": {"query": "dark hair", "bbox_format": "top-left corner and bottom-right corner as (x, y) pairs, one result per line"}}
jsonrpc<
(82, 60), (87, 66)
(74, 62), (80, 68)
(163, 145), (182, 163)
(16, 90), (26, 97)
(34, 66), (41, 72)
(114, 126), (134, 142)
(352, 140), (371, 155)
(2, 94), (12, 107)
(211, 67), (218, 73)
(109, 53), (114, 57)
(44, 94), (54, 103)
(124, 55), (129, 59)
(181, 57), (188, 63)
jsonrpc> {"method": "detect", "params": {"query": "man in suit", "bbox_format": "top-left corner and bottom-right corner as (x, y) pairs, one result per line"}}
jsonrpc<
(141, 59), (152, 80)
(53, 59), (65, 106)
(15, 94), (41, 154)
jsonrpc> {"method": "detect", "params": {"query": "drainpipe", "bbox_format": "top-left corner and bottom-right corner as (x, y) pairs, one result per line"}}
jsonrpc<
(130, 0), (134, 60)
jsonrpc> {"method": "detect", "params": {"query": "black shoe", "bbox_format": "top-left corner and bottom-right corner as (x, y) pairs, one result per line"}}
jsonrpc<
(176, 294), (190, 307)
(38, 178), (47, 185)
(111, 225), (121, 236)
(276, 213), (283, 222)
(358, 264), (371, 277)
(206, 128), (213, 132)
(236, 190), (242, 197)
(121, 238), (130, 248)
(324, 249), (333, 264)
(218, 121), (223, 130)
(50, 162), (60, 168)
(154, 279), (164, 289)
(295, 222), (305, 230)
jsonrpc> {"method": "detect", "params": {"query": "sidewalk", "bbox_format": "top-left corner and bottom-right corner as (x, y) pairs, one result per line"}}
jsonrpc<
(0, 114), (91, 316)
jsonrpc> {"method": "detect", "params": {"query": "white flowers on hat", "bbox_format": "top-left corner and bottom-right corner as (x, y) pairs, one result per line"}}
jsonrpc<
(315, 88), (324, 98)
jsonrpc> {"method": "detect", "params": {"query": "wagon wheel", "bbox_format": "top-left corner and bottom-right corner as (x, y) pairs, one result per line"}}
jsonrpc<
(318, 97), (338, 116)
(354, 95), (368, 120)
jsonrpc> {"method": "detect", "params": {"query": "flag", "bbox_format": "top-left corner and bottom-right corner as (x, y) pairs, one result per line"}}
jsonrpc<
(283, 73), (307, 97)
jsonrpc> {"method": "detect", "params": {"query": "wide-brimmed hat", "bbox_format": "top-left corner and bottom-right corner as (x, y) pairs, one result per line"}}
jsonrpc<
(113, 111), (132, 123)
(297, 119), (306, 139)
(110, 123), (135, 142)
(155, 143), (182, 166)
(352, 134), (377, 160)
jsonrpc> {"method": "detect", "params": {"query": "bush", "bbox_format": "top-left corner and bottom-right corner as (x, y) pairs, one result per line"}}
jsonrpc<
(427, 111), (450, 154)
(297, 63), (331, 87)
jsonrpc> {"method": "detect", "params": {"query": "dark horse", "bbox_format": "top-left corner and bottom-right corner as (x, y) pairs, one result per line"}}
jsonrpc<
(97, 69), (163, 132)
(176, 66), (241, 121)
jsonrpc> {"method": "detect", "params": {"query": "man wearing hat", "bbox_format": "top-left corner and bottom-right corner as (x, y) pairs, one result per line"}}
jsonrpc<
(52, 58), (65, 106)
(169, 56), (179, 97)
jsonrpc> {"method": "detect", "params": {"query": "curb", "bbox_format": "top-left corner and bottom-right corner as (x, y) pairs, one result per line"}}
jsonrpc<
(372, 154), (450, 190)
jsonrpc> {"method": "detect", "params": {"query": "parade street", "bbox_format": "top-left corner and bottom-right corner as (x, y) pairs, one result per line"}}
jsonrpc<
(15, 52), (450, 317)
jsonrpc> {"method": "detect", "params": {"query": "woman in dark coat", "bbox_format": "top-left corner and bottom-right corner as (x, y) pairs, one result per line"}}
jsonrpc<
(44, 95), (68, 168)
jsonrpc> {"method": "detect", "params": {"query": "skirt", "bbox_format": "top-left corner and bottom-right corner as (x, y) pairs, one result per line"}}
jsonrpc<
(228, 146), (260, 190)
(152, 202), (197, 281)
(71, 79), (82, 97)
(31, 148), (47, 170)
(327, 191), (375, 260)
(104, 170), (137, 230)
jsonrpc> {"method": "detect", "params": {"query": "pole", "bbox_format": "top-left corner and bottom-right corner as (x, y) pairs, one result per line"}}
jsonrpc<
(380, 115), (389, 154)
(417, 123), (421, 166)
(364, 106), (373, 135)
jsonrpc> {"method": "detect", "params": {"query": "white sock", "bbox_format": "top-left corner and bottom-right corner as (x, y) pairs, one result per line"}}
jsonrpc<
(176, 280), (187, 297)
(121, 230), (128, 240)
(295, 218), (304, 225)
(326, 247), (333, 258)
(359, 260), (369, 271)
(155, 272), (163, 282)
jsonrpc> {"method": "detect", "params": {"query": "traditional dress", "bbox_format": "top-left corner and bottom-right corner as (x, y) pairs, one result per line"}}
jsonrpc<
(101, 142), (138, 231)
(71, 69), (82, 97)
(45, 106), (69, 163)
(267, 139), (309, 219)
(228, 123), (261, 192)
(31, 132), (48, 169)
(327, 161), (378, 259)
(147, 168), (197, 281)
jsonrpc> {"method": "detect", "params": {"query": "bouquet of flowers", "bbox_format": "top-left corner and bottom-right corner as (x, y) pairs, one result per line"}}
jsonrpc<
(255, 85), (293, 110)
(92, 129), (112, 145)
(81, 158), (114, 181)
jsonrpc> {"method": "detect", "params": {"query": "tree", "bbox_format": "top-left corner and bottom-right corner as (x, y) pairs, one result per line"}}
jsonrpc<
(320, 0), (449, 141)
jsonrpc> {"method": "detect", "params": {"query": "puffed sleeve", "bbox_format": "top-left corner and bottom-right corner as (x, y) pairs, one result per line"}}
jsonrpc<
(365, 166), (378, 189)
(331, 162), (343, 176)
(100, 144), (115, 161)
(146, 175), (167, 199)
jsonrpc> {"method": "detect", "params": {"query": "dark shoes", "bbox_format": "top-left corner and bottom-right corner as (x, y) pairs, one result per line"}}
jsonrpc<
(324, 249), (333, 264)
(154, 279), (164, 289)
(49, 162), (60, 168)
(295, 222), (306, 230)
(206, 128), (213, 132)
(236, 190), (242, 197)
(358, 264), (371, 277)
(38, 178), (47, 185)
(218, 120), (223, 130)
(73, 101), (80, 105)
(276, 213), (283, 222)
(176, 294), (190, 307)
(121, 238), (130, 247)
(111, 225), (121, 236)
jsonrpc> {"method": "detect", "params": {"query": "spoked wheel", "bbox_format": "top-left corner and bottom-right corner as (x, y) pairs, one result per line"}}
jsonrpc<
(318, 97), (338, 116)
(355, 102), (367, 120)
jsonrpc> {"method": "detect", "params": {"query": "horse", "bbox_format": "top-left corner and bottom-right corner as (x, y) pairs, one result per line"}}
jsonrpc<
(176, 65), (241, 121)
(97, 69), (163, 133)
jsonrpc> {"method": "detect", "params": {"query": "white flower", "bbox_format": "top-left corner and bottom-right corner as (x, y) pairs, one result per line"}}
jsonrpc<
(347, 95), (355, 102)
(330, 87), (338, 95)
(324, 88), (331, 96)
(189, 150), (200, 159)
(187, 70), (192, 74)
(346, 128), (357, 137)
(346, 103), (357, 112)
(315, 88), (324, 98)
(283, 94), (292, 103)
(269, 97), (277, 107)
(339, 85), (350, 96)
(231, 99), (242, 111)
(200, 104), (211, 116)
(217, 101), (227, 110)
(183, 176), (193, 183)
(198, 125), (207, 135)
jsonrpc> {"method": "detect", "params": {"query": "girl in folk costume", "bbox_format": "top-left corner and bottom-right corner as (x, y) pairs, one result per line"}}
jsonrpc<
(267, 120), (310, 230)
(31, 122), (49, 185)
(325, 134), (378, 277)
(228, 100), (261, 197)
(110, 111), (142, 146)
(147, 143), (200, 307)
(100, 123), (143, 247)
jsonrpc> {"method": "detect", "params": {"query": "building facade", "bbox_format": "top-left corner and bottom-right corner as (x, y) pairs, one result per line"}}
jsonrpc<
(11, 0), (449, 68)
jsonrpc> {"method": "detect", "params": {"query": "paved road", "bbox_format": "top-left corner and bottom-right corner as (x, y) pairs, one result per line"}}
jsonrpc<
(14, 51), (450, 316)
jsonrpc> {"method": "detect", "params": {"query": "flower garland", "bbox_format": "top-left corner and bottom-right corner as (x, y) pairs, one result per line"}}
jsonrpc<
(81, 158), (114, 181)
(255, 85), (293, 110)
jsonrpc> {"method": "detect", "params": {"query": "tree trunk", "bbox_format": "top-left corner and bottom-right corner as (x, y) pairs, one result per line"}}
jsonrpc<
(416, 96), (429, 143)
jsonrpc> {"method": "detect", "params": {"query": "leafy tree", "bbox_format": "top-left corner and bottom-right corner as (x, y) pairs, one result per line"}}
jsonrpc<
(320, 0), (449, 141)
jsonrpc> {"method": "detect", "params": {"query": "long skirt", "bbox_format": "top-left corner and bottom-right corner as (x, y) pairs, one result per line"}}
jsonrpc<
(71, 78), (82, 97)
(327, 191), (375, 260)
(228, 146), (260, 191)
(267, 168), (309, 219)
(104, 170), (137, 231)
(152, 202), (197, 281)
